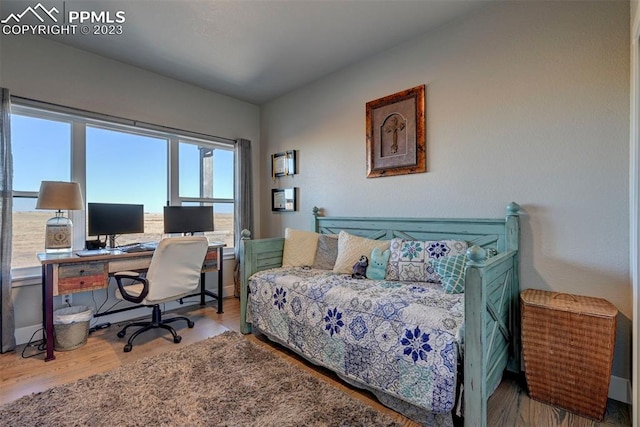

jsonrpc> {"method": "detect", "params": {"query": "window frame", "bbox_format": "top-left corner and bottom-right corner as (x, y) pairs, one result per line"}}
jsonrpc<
(10, 101), (236, 279)
(172, 137), (235, 204)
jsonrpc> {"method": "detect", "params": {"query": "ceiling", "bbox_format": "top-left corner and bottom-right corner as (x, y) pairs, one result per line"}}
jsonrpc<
(6, 0), (493, 104)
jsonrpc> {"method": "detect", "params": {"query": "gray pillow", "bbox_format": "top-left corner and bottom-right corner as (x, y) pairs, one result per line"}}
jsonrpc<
(312, 234), (338, 270)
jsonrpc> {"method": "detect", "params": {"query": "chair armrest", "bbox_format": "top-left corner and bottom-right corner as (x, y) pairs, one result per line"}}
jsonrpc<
(114, 271), (149, 303)
(114, 271), (144, 283)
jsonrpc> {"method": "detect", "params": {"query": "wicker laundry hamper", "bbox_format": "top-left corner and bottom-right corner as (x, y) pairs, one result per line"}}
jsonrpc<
(520, 289), (617, 420)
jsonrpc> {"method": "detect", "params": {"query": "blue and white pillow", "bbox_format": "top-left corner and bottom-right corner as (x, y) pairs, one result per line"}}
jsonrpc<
(386, 238), (468, 283)
(432, 254), (467, 294)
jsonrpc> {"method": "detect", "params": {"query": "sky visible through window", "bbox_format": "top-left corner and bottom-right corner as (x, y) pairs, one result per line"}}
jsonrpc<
(86, 126), (168, 212)
(12, 115), (234, 213)
(12, 115), (71, 198)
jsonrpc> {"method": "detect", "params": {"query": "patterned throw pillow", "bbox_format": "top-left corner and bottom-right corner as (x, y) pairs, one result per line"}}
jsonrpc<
(432, 254), (467, 293)
(312, 234), (339, 270)
(332, 231), (390, 274)
(386, 238), (468, 283)
(281, 228), (319, 267)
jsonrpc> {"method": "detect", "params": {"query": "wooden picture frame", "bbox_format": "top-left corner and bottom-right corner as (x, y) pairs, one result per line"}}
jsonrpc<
(271, 150), (297, 178)
(365, 85), (426, 178)
(271, 188), (297, 212)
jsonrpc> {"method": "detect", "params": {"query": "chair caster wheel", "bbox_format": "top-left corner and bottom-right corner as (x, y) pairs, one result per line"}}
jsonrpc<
(174, 335), (182, 344)
(187, 321), (195, 328)
(117, 331), (126, 338)
(123, 344), (132, 352)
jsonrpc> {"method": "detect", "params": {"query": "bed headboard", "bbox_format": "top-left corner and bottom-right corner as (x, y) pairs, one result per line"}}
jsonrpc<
(312, 202), (520, 254)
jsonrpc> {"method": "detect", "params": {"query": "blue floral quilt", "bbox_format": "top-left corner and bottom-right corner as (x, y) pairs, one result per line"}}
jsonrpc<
(248, 267), (465, 414)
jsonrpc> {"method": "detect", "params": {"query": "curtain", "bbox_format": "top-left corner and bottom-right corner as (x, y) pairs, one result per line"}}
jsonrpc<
(233, 138), (253, 297)
(0, 88), (15, 353)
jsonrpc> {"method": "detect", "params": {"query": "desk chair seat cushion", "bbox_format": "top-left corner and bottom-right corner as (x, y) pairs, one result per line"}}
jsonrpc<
(115, 282), (145, 301)
(114, 279), (193, 305)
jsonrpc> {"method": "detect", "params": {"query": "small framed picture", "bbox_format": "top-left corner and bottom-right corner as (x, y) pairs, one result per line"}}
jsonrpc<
(272, 188), (297, 212)
(271, 150), (297, 178)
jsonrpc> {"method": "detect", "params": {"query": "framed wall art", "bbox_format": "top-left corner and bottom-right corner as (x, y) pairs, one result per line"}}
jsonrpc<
(365, 85), (426, 178)
(271, 150), (297, 178)
(271, 188), (297, 212)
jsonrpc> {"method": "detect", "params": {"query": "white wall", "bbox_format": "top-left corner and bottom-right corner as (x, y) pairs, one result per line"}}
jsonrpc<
(261, 0), (632, 388)
(629, 0), (639, 421)
(0, 35), (260, 142)
(0, 35), (261, 335)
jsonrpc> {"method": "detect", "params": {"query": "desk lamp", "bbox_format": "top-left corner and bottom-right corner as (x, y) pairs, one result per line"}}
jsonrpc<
(36, 181), (84, 253)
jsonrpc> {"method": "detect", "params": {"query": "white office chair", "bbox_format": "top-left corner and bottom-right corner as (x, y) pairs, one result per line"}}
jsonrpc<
(113, 236), (209, 352)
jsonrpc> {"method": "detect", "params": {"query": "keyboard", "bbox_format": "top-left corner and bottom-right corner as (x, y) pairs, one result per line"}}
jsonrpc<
(140, 241), (158, 250)
(118, 242), (157, 253)
(118, 243), (144, 253)
(76, 249), (111, 257)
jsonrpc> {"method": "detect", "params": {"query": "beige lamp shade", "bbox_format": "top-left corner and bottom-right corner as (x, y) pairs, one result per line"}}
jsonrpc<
(36, 181), (84, 210)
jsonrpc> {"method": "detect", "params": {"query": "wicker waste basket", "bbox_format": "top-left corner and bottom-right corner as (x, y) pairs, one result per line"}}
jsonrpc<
(53, 306), (93, 351)
(520, 289), (617, 421)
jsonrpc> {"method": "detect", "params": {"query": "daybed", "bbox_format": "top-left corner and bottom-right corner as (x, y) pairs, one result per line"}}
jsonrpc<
(239, 203), (521, 427)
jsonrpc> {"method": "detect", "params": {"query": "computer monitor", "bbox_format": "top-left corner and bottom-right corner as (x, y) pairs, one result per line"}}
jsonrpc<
(163, 206), (214, 235)
(87, 203), (144, 248)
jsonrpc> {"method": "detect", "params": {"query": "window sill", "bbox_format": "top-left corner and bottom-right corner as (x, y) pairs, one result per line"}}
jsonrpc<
(11, 271), (41, 287)
(222, 247), (236, 260)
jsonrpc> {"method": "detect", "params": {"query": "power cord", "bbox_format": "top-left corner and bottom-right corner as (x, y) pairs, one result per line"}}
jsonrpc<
(20, 328), (46, 359)
(88, 322), (111, 334)
(88, 288), (121, 333)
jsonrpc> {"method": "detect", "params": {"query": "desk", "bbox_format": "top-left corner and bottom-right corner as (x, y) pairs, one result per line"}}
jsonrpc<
(38, 243), (225, 362)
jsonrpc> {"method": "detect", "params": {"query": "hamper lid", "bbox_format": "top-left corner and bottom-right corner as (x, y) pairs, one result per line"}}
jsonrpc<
(521, 289), (617, 318)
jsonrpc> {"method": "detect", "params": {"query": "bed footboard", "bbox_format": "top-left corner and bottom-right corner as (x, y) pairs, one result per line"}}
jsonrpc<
(239, 230), (284, 334)
(463, 205), (520, 427)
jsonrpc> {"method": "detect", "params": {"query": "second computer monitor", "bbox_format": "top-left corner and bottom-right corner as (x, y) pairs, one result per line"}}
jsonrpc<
(163, 206), (214, 235)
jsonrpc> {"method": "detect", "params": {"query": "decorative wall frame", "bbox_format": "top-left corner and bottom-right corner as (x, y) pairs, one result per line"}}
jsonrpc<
(271, 188), (297, 212)
(365, 85), (426, 178)
(271, 150), (297, 178)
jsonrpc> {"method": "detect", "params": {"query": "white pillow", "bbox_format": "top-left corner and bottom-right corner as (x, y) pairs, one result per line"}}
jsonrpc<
(282, 228), (319, 267)
(332, 231), (390, 274)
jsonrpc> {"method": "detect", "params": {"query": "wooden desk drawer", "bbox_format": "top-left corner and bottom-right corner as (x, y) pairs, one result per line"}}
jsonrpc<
(202, 249), (219, 272)
(58, 261), (108, 294)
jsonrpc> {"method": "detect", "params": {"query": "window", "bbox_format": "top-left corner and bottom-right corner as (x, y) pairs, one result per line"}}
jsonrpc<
(10, 102), (235, 275)
(178, 140), (234, 247)
(86, 126), (167, 246)
(11, 110), (72, 270)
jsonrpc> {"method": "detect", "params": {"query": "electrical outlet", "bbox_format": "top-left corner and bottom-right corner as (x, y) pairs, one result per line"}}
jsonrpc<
(64, 294), (72, 306)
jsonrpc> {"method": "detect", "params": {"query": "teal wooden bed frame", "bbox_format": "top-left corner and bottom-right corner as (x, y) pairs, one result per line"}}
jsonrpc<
(239, 202), (521, 427)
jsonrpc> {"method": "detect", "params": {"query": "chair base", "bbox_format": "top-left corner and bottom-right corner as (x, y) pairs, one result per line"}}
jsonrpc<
(117, 304), (195, 352)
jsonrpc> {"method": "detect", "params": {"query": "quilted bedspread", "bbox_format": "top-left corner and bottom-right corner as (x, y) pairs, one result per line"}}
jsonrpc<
(247, 267), (465, 413)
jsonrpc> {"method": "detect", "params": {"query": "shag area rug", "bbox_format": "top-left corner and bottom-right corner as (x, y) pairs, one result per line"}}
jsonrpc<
(0, 331), (403, 426)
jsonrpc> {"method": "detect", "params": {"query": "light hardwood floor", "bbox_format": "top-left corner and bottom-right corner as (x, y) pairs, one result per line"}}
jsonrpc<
(0, 298), (631, 426)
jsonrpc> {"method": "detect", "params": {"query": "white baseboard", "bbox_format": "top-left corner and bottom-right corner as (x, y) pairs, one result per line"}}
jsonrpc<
(608, 375), (632, 404)
(15, 284), (235, 346)
(15, 324), (45, 346)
